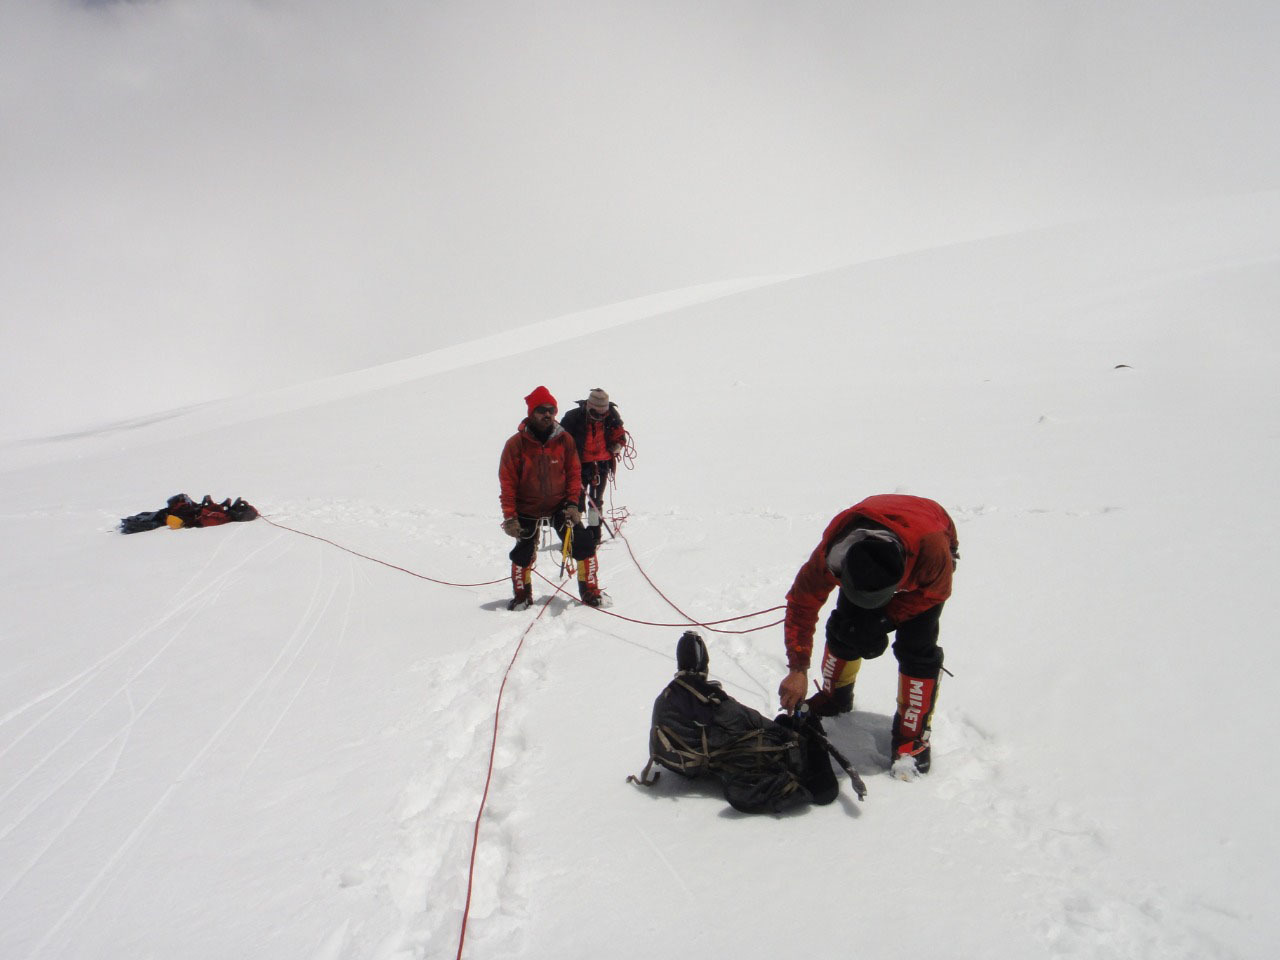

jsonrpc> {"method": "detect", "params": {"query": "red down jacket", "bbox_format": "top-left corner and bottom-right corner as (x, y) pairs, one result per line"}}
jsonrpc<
(499, 420), (583, 519)
(784, 494), (959, 671)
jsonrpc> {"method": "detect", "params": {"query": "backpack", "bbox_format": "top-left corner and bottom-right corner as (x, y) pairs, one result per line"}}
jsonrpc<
(225, 497), (259, 522)
(197, 496), (233, 527)
(629, 632), (863, 813)
(165, 493), (200, 528)
(119, 493), (260, 533)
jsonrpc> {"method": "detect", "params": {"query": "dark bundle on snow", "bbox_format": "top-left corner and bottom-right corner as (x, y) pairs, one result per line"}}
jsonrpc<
(120, 494), (259, 534)
(629, 631), (863, 814)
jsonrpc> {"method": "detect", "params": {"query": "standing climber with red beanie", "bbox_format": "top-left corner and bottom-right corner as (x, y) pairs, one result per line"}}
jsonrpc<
(499, 386), (605, 609)
(777, 494), (958, 779)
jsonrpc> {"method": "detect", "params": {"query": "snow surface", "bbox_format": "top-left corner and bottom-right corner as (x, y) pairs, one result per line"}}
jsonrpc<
(3, 4), (1280, 960)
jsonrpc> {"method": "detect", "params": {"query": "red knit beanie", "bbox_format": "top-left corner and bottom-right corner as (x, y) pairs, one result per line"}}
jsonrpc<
(524, 385), (557, 416)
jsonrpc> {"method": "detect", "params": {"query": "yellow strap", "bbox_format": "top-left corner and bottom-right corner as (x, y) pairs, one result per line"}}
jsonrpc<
(561, 523), (573, 574)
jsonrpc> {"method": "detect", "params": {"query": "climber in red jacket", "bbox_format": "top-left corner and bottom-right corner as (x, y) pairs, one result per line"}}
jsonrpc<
(778, 494), (958, 778)
(499, 386), (603, 609)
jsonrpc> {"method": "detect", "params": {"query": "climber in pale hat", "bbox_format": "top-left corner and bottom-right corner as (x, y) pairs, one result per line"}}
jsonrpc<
(559, 387), (628, 546)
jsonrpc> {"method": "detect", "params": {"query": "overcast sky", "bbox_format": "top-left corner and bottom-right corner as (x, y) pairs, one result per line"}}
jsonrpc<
(2, 0), (1277, 439)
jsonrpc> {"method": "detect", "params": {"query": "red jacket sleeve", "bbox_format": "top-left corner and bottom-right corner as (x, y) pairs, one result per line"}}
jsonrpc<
(498, 436), (521, 518)
(783, 543), (840, 672)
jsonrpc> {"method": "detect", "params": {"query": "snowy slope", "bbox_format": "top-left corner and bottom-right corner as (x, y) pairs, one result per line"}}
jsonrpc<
(2, 196), (1278, 959)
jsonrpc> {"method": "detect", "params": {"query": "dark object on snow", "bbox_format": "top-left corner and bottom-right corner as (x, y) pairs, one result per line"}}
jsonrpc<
(676, 629), (708, 673)
(119, 510), (169, 534)
(628, 631), (860, 813)
(119, 493), (259, 533)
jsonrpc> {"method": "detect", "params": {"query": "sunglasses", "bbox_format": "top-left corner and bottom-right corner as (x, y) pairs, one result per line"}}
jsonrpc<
(532, 404), (556, 415)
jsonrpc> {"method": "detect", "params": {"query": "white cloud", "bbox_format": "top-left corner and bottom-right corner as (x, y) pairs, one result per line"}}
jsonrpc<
(2, 0), (1278, 439)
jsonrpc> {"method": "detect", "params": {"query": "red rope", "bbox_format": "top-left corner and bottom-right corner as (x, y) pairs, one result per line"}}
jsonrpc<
(612, 526), (784, 634)
(586, 472), (781, 633)
(534, 569), (784, 634)
(260, 514), (782, 629)
(455, 588), (557, 960)
(259, 516), (506, 587)
(617, 429), (637, 472)
(259, 509), (785, 956)
(581, 473), (627, 540)
(602, 483), (629, 536)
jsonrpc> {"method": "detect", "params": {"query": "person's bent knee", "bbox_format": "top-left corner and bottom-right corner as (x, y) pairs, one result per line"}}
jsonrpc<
(827, 627), (890, 661)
